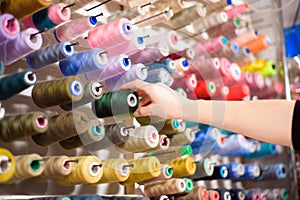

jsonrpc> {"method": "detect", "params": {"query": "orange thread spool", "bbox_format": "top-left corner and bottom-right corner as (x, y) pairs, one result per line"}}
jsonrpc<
(243, 34), (270, 54)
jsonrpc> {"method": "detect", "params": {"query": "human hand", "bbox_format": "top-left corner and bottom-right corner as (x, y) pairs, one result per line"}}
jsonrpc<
(121, 79), (196, 120)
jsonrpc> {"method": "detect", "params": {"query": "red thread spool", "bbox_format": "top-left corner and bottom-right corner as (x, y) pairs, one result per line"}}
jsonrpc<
(227, 84), (250, 100)
(219, 57), (231, 77)
(187, 58), (221, 80)
(88, 18), (133, 49)
(194, 80), (216, 100)
(163, 48), (195, 60)
(243, 34), (270, 54)
(193, 35), (228, 56)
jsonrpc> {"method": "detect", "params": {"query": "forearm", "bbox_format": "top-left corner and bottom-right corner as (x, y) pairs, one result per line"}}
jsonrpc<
(186, 99), (296, 146)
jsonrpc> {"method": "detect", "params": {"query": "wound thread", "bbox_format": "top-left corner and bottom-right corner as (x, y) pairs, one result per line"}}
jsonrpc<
(165, 156), (196, 177)
(0, 148), (16, 183)
(144, 178), (186, 197)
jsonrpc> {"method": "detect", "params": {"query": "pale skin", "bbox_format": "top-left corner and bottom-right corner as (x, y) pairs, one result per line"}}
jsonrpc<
(122, 79), (296, 147)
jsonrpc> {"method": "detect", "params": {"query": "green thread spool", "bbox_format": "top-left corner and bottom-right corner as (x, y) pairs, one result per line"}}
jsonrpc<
(135, 116), (165, 126)
(60, 81), (103, 111)
(184, 178), (194, 192)
(32, 76), (84, 108)
(32, 111), (89, 146)
(59, 119), (105, 150)
(0, 112), (48, 142)
(92, 89), (139, 119)
(0, 70), (37, 100)
(260, 60), (277, 77)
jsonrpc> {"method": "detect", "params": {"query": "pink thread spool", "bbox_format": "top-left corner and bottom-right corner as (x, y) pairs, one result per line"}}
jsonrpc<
(88, 18), (133, 49)
(146, 30), (180, 53)
(172, 73), (197, 92)
(85, 54), (131, 82)
(207, 18), (242, 38)
(222, 63), (242, 86)
(186, 58), (221, 80)
(240, 71), (254, 85)
(23, 3), (71, 30)
(193, 36), (228, 56)
(212, 85), (229, 100)
(54, 16), (98, 42)
(106, 35), (146, 58)
(219, 57), (231, 77)
(0, 14), (20, 43)
(234, 54), (256, 67)
(0, 28), (43, 65)
(226, 84), (250, 100)
(229, 29), (258, 48)
(163, 48), (195, 60)
(251, 82), (283, 99)
(225, 4), (249, 19)
(249, 72), (265, 90)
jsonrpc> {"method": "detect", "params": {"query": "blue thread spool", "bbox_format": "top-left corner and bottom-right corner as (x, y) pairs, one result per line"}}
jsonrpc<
(185, 121), (199, 128)
(217, 134), (245, 155)
(145, 68), (173, 86)
(0, 70), (37, 100)
(59, 49), (107, 76)
(245, 142), (276, 159)
(232, 164), (261, 181)
(219, 162), (245, 179)
(198, 165), (228, 180)
(148, 58), (176, 74)
(222, 139), (257, 157)
(259, 163), (286, 180)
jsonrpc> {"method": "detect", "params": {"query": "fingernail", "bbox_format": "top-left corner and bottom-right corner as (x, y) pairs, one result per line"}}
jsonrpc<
(134, 111), (139, 116)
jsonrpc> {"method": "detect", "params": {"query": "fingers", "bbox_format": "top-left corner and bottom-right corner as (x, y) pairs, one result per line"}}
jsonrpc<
(134, 104), (153, 116)
(139, 95), (151, 107)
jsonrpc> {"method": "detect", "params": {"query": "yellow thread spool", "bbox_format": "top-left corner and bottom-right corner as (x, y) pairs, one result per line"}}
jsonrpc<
(117, 125), (159, 153)
(154, 119), (180, 136)
(56, 156), (103, 186)
(1, 0), (53, 20)
(32, 76), (84, 108)
(135, 116), (165, 126)
(32, 111), (89, 146)
(95, 158), (130, 184)
(0, 148), (15, 183)
(5, 154), (44, 184)
(144, 178), (186, 197)
(165, 156), (196, 177)
(120, 156), (161, 186)
(241, 59), (268, 72)
(38, 156), (73, 180)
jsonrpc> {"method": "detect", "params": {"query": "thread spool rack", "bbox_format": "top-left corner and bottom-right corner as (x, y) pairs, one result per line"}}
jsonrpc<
(0, 0), (299, 199)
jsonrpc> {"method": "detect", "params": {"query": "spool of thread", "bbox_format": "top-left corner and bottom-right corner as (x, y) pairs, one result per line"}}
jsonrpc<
(259, 61), (276, 77)
(234, 54), (256, 67)
(108, 3), (151, 22)
(105, 63), (148, 90)
(135, 116), (165, 126)
(229, 30), (258, 47)
(165, 156), (196, 177)
(0, 14), (20, 43)
(240, 71), (253, 85)
(205, 0), (233, 14)
(264, 190), (280, 200)
(229, 189), (245, 200)
(0, 112), (48, 142)
(193, 36), (228, 56)
(273, 189), (288, 200)
(183, 178), (194, 192)
(258, 163), (286, 180)
(210, 43), (240, 58)
(144, 178), (186, 197)
(31, 76), (84, 108)
(186, 58), (221, 79)
(85, 123), (130, 151)
(59, 119), (105, 150)
(220, 139), (257, 157)
(60, 81), (103, 111)
(188, 158), (215, 180)
(169, 4), (207, 29)
(0, 70), (37, 100)
(233, 164), (261, 181)
(174, 58), (189, 73)
(26, 42), (74, 69)
(145, 68), (173, 86)
(217, 134), (246, 155)
(56, 156), (103, 186)
(151, 145), (192, 163)
(201, 165), (229, 180)
(191, 12), (228, 35)
(219, 57), (232, 77)
(0, 61), (4, 76)
(117, 125), (159, 153)
(194, 80), (216, 100)
(23, 3), (71, 31)
(226, 84), (250, 100)
(225, 4), (249, 19)
(207, 17), (242, 38)
(150, 135), (170, 151)
(120, 156), (161, 186)
(244, 190), (259, 200)
(241, 59), (269, 72)
(170, 128), (197, 146)
(148, 59), (176, 74)
(5, 154), (44, 184)
(243, 34), (270, 54)
(252, 82), (283, 99)
(0, 28), (43, 65)
(152, 0), (185, 14)
(92, 89), (139, 119)
(208, 190), (220, 200)
(152, 119), (180, 136)
(0, 0), (53, 20)
(54, 16), (98, 42)
(248, 73), (265, 90)
(175, 186), (208, 200)
(36, 156), (72, 180)
(85, 54), (131, 82)
(95, 158), (130, 184)
(59, 48), (108, 76)
(218, 163), (245, 179)
(0, 103), (5, 120)
(212, 189), (232, 200)
(130, 41), (170, 64)
(245, 143), (276, 159)
(139, 164), (173, 184)
(32, 111), (89, 146)
(223, 62), (242, 85)
(88, 18), (133, 49)
(0, 148), (16, 183)
(150, 195), (170, 200)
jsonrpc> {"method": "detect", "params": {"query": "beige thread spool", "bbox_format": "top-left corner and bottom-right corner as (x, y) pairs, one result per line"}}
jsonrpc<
(120, 156), (161, 186)
(153, 0), (185, 14)
(139, 164), (173, 184)
(56, 156), (103, 186)
(204, 0), (229, 14)
(170, 128), (197, 146)
(5, 154), (44, 184)
(108, 3), (151, 22)
(32, 111), (89, 146)
(165, 156), (196, 177)
(0, 148), (16, 183)
(144, 178), (186, 197)
(117, 125), (159, 153)
(152, 119), (180, 136)
(95, 158), (130, 184)
(0, 112), (48, 142)
(59, 119), (105, 150)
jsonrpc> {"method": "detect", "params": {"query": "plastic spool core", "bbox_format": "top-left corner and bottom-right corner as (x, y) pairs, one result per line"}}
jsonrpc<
(97, 52), (108, 65)
(36, 116), (47, 128)
(62, 160), (71, 171)
(243, 47), (250, 55)
(70, 80), (83, 96)
(93, 125), (103, 136)
(237, 164), (245, 175)
(137, 37), (144, 45)
(0, 156), (11, 174)
(89, 16), (98, 26)
(25, 71), (37, 84)
(221, 167), (228, 178)
(161, 137), (169, 146)
(127, 94), (137, 108)
(165, 166), (173, 177)
(30, 34), (38, 43)
(221, 37), (228, 45)
(0, 106), (5, 119)
(222, 86), (229, 96)
(65, 44), (72, 53)
(92, 82), (103, 97)
(239, 192), (245, 200)
(5, 18), (18, 34)
(224, 192), (231, 200)
(88, 162), (102, 177)
(252, 165), (261, 177)
(30, 159), (41, 171)
(122, 23), (132, 35)
(120, 127), (130, 136)
(119, 163), (130, 177)
(213, 58), (221, 69)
